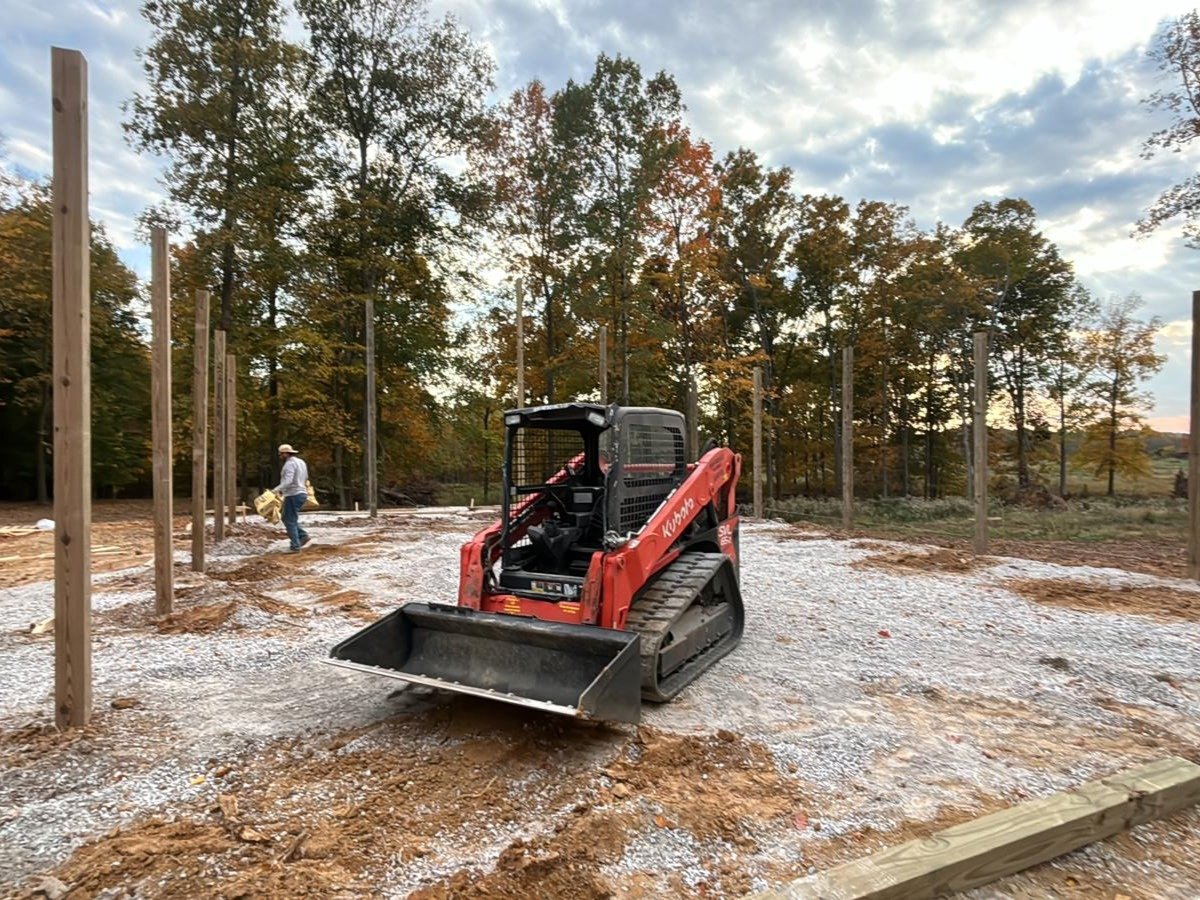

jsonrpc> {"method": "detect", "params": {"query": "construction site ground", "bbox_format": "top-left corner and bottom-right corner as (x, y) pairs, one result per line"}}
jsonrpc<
(1, 504), (1199, 898)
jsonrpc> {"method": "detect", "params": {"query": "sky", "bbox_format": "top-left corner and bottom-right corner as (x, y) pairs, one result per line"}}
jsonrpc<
(1, 0), (1198, 430)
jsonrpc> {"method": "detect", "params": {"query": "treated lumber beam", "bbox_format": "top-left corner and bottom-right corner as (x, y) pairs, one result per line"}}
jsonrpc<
(973, 331), (988, 554)
(212, 331), (226, 542)
(752, 366), (763, 518)
(51, 46), (92, 729)
(226, 353), (236, 527)
(191, 290), (209, 571)
(841, 346), (853, 529)
(766, 756), (1200, 900)
(150, 227), (173, 615)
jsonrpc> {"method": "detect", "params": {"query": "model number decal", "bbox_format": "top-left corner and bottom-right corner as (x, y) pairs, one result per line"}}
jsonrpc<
(718, 523), (733, 548)
(661, 497), (696, 541)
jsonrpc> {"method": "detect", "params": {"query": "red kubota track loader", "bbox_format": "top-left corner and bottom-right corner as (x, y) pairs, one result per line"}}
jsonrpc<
(327, 403), (744, 724)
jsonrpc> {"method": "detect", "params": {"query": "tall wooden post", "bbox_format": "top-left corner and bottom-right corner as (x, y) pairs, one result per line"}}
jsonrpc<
(842, 346), (854, 530)
(192, 290), (211, 571)
(226, 355), (236, 527)
(687, 377), (699, 461)
(515, 279), (525, 408)
(213, 331), (226, 541)
(752, 366), (763, 518)
(1190, 291), (1200, 580)
(150, 227), (173, 614)
(974, 332), (989, 555)
(191, 290), (209, 571)
(599, 325), (608, 406)
(51, 47), (91, 729)
(365, 297), (377, 517)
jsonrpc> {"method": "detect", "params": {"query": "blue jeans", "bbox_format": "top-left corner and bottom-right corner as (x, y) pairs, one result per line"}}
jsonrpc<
(282, 493), (310, 549)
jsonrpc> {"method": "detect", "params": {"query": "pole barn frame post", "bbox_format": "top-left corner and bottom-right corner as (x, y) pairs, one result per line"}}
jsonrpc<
(51, 46), (92, 729)
(150, 227), (174, 615)
(974, 331), (989, 555)
(213, 331), (226, 541)
(226, 355), (236, 527)
(515, 278), (525, 408)
(191, 290), (209, 571)
(752, 366), (763, 518)
(687, 376), (699, 462)
(842, 346), (854, 530)
(1190, 291), (1200, 580)
(599, 325), (608, 406)
(365, 297), (378, 518)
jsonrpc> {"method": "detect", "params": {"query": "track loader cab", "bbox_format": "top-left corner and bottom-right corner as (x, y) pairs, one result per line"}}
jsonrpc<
(497, 403), (688, 608)
(328, 401), (744, 725)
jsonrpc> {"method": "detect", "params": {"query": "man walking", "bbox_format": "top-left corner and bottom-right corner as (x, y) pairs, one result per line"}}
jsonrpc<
(275, 443), (312, 551)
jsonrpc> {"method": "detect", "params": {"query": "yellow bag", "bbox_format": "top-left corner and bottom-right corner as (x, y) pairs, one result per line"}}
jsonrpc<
(302, 479), (320, 511)
(254, 489), (282, 524)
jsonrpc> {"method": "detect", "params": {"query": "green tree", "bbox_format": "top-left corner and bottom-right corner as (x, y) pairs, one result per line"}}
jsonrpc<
(956, 199), (1076, 489)
(472, 80), (590, 404)
(1076, 295), (1166, 496)
(0, 180), (151, 501)
(296, 0), (492, 503)
(578, 54), (683, 405)
(126, 0), (302, 333)
(712, 149), (798, 495)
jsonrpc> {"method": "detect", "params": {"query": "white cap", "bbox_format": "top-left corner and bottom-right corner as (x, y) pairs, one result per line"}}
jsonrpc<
(278, 444), (297, 455)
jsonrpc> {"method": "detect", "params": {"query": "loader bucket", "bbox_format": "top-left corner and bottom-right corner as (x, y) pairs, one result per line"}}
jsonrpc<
(327, 602), (644, 724)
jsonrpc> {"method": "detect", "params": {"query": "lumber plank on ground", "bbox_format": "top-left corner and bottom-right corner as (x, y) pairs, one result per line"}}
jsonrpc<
(765, 756), (1200, 900)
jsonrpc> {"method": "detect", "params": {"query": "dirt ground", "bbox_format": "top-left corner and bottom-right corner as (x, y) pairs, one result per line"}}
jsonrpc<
(1, 508), (1199, 898)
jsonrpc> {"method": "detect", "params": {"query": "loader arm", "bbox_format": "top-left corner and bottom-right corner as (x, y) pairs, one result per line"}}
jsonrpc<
(595, 444), (741, 629)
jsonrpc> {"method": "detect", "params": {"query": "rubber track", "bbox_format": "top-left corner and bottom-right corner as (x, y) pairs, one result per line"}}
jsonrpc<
(624, 552), (743, 702)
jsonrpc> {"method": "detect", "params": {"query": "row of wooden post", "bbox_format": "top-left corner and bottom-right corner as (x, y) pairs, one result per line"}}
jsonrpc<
(45, 42), (1200, 733)
(747, 334), (991, 555)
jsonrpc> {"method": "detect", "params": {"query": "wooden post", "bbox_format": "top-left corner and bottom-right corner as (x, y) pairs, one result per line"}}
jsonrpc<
(974, 331), (989, 555)
(599, 325), (608, 406)
(515, 278), (525, 408)
(752, 366), (763, 518)
(226, 354), (236, 528)
(687, 376), (699, 461)
(842, 346), (854, 530)
(150, 227), (173, 615)
(365, 296), (377, 517)
(213, 331), (226, 542)
(191, 291), (209, 571)
(51, 46), (91, 729)
(1190, 290), (1200, 580)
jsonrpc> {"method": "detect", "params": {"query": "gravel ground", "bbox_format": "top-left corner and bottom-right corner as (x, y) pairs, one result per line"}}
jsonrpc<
(1, 513), (1198, 897)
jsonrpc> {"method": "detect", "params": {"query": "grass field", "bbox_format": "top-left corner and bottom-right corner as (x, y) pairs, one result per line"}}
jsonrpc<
(767, 492), (1188, 545)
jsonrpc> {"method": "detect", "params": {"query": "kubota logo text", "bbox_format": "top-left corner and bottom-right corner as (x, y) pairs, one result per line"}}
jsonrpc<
(661, 497), (696, 541)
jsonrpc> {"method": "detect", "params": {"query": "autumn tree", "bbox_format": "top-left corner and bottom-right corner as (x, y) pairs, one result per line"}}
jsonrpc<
(1046, 286), (1098, 496)
(1076, 295), (1166, 496)
(1137, 11), (1200, 245)
(956, 199), (1076, 489)
(472, 80), (591, 403)
(712, 149), (798, 495)
(578, 54), (683, 404)
(789, 194), (852, 493)
(297, 0), (493, 502)
(644, 124), (722, 414)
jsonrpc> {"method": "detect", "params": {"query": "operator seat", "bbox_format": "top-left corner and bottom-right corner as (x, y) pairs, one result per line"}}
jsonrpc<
(526, 519), (582, 570)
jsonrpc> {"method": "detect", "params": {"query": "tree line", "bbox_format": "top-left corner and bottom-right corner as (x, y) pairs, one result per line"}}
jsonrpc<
(0, 0), (1185, 505)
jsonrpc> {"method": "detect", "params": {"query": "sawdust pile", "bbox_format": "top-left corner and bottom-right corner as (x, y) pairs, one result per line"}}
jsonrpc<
(1005, 578), (1200, 623)
(853, 547), (985, 574)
